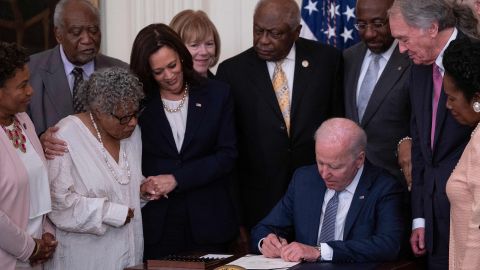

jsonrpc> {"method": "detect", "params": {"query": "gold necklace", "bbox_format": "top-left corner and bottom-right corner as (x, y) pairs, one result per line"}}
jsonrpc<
(162, 83), (189, 113)
(1, 117), (27, 153)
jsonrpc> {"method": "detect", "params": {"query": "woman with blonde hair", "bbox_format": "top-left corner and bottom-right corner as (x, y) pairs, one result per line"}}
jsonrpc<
(170, 10), (221, 78)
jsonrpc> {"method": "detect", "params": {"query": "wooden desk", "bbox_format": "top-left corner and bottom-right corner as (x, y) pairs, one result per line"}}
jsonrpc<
(125, 259), (420, 270)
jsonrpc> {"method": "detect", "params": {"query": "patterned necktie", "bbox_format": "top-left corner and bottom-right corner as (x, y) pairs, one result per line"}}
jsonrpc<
(318, 191), (340, 243)
(72, 67), (85, 113)
(357, 54), (381, 121)
(431, 64), (442, 149)
(272, 61), (291, 134)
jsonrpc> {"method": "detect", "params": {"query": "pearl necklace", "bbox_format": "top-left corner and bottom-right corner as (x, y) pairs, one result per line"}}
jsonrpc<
(162, 83), (189, 113)
(89, 112), (131, 185)
(1, 117), (27, 153)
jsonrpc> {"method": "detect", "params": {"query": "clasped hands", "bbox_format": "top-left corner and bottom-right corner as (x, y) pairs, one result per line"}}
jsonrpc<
(140, 174), (177, 201)
(29, 232), (58, 266)
(261, 233), (320, 262)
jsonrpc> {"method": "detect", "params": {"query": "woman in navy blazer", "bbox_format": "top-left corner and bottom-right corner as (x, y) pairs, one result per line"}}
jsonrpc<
(130, 24), (238, 259)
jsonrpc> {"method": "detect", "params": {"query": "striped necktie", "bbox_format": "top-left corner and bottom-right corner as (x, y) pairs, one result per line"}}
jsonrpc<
(318, 191), (340, 243)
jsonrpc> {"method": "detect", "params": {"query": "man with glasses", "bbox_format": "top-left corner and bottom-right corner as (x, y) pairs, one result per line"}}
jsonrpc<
(217, 0), (343, 251)
(344, 0), (411, 189)
(389, 0), (477, 268)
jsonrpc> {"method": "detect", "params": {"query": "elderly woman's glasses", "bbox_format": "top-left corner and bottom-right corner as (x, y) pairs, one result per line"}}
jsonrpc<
(111, 107), (145, 125)
(354, 21), (388, 32)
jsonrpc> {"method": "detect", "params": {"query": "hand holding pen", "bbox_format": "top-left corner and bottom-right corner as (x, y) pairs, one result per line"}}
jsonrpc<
(260, 231), (288, 258)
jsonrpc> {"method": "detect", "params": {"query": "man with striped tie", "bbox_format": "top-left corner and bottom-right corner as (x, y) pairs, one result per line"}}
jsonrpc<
(251, 118), (405, 263)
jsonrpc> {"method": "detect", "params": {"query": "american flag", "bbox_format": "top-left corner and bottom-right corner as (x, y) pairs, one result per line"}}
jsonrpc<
(300, 0), (360, 49)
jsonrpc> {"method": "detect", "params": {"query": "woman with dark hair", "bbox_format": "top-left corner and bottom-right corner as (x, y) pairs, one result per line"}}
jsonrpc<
(443, 38), (480, 269)
(130, 24), (238, 258)
(0, 42), (57, 269)
(170, 10), (221, 78)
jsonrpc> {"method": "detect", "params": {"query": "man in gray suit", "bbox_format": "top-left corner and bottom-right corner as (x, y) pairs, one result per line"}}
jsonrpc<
(344, 0), (411, 188)
(28, 0), (127, 157)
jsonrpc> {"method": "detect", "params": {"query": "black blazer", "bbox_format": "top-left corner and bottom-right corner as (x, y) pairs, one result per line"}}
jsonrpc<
(216, 37), (343, 227)
(139, 79), (238, 256)
(410, 31), (473, 254)
(344, 42), (411, 185)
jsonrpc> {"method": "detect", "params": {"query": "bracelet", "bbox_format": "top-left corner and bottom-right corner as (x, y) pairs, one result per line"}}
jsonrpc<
(397, 136), (412, 150)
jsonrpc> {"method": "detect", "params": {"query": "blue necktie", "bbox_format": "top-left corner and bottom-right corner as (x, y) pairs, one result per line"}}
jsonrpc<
(318, 191), (340, 243)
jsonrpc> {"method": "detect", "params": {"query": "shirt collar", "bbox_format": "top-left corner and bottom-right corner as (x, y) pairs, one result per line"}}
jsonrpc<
(59, 45), (95, 76)
(343, 165), (364, 195)
(435, 27), (458, 73)
(366, 39), (398, 62)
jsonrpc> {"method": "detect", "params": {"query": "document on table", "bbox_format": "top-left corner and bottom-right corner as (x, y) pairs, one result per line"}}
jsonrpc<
(228, 255), (300, 269)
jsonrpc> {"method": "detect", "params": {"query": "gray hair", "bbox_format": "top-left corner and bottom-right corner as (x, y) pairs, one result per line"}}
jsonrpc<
(79, 67), (145, 114)
(389, 0), (479, 36)
(314, 118), (367, 158)
(254, 0), (301, 29)
(54, 0), (99, 29)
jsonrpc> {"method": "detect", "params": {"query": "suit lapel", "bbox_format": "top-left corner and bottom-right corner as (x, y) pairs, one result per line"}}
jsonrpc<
(361, 46), (410, 126)
(343, 165), (372, 238)
(347, 45), (367, 124)
(419, 65), (434, 160)
(181, 87), (206, 152)
(43, 46), (73, 119)
(307, 182), (327, 245)
(291, 40), (312, 128)
(149, 97), (177, 151)
(247, 52), (285, 124)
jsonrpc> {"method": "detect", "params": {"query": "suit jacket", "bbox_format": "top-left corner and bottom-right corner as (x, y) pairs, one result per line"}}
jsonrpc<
(251, 162), (405, 263)
(344, 43), (411, 184)
(0, 113), (54, 270)
(216, 38), (343, 228)
(139, 79), (238, 259)
(27, 45), (128, 135)
(410, 31), (473, 254)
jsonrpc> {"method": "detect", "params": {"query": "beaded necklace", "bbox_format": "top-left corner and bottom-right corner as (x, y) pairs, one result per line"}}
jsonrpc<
(1, 117), (27, 153)
(162, 83), (189, 113)
(89, 112), (131, 185)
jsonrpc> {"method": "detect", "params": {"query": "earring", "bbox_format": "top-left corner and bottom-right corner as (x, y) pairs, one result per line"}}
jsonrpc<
(473, 101), (480, 113)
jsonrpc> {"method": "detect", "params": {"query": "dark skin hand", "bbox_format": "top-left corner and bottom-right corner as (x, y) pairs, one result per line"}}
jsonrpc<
(124, 208), (134, 225)
(29, 232), (58, 266)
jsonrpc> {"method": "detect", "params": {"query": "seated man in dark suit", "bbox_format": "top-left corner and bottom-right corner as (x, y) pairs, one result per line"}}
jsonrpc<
(251, 118), (405, 263)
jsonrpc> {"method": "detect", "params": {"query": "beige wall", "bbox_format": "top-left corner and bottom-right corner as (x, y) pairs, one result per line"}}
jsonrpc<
(100, 0), (303, 69)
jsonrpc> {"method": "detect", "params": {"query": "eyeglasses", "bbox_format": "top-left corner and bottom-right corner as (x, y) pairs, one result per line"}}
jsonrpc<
(111, 107), (145, 125)
(354, 21), (388, 31)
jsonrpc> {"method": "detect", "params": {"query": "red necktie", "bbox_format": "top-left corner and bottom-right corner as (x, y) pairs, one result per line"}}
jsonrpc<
(431, 64), (442, 149)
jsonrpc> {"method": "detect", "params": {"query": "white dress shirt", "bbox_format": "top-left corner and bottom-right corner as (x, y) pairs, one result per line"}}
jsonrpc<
(266, 45), (296, 101)
(59, 45), (95, 95)
(355, 40), (398, 101)
(318, 165), (364, 261)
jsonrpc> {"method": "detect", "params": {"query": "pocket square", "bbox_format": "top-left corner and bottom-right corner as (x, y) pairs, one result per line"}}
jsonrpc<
(359, 195), (365, 199)
(196, 103), (202, 107)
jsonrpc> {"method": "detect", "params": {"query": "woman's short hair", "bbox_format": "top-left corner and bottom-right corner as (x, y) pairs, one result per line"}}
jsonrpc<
(0, 42), (29, 88)
(80, 67), (144, 114)
(170, 10), (221, 67)
(130, 23), (202, 99)
(443, 38), (480, 102)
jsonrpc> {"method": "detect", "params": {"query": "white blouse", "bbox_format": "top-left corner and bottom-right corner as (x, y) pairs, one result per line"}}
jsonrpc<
(162, 96), (189, 152)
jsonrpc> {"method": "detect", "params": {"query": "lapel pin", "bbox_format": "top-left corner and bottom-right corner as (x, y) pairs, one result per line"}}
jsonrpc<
(195, 103), (202, 107)
(397, 66), (402, 71)
(302, 60), (309, 68)
(359, 195), (365, 200)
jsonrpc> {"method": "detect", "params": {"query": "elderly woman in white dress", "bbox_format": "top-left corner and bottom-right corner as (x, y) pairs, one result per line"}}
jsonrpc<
(45, 67), (156, 270)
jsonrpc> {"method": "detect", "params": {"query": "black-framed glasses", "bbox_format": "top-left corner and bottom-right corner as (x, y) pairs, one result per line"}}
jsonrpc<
(354, 21), (388, 31)
(111, 107), (145, 125)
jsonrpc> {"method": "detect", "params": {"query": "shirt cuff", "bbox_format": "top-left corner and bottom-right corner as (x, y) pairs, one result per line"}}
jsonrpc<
(103, 202), (129, 227)
(258, 237), (265, 252)
(412, 218), (425, 230)
(320, 243), (333, 261)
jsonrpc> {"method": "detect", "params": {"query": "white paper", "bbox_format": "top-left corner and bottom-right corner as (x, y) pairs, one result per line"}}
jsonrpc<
(228, 255), (300, 269)
(200, 254), (233, 259)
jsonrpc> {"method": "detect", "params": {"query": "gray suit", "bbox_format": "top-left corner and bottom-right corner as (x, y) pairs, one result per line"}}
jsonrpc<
(344, 42), (411, 184)
(28, 45), (128, 134)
